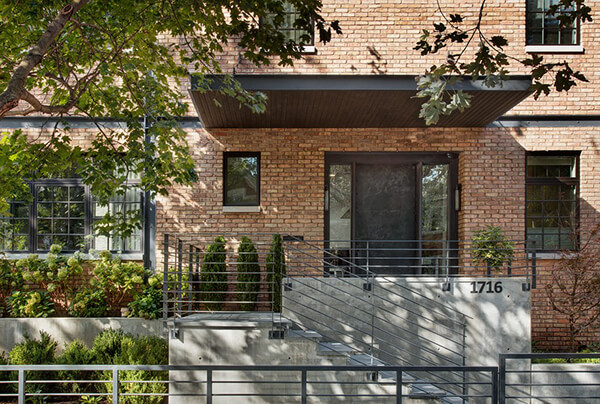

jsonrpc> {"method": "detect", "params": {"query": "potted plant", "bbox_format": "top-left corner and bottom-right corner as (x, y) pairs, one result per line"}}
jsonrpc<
(472, 226), (515, 275)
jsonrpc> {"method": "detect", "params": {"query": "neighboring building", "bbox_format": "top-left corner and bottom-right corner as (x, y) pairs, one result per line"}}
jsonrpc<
(1, 0), (599, 352)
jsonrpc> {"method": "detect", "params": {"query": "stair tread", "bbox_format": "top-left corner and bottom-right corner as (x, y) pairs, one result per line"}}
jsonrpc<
(317, 342), (355, 354)
(287, 329), (323, 340)
(409, 380), (447, 397)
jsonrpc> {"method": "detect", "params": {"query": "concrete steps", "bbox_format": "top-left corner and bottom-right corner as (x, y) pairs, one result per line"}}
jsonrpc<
(285, 323), (467, 403)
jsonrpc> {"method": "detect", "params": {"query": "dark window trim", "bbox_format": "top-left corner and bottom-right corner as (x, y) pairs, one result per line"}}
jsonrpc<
(525, 151), (580, 252)
(525, 1), (581, 46)
(1, 178), (146, 255)
(260, 2), (316, 49)
(223, 152), (261, 207)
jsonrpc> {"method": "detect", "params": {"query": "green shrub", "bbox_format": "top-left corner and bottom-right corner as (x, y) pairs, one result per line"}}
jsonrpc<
(9, 331), (57, 394)
(266, 234), (286, 312)
(92, 330), (168, 404)
(19, 245), (83, 309)
(56, 340), (97, 393)
(8, 290), (54, 317)
(236, 236), (260, 311)
(90, 251), (147, 315)
(0, 352), (15, 395)
(199, 236), (227, 311)
(0, 260), (23, 311)
(69, 288), (109, 317)
(128, 287), (162, 320)
(472, 226), (515, 271)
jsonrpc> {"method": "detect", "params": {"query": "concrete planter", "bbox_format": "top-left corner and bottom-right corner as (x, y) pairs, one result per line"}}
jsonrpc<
(0, 317), (163, 353)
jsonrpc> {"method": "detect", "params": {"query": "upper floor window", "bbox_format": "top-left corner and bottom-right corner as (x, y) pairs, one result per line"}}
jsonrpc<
(526, 153), (579, 251)
(0, 179), (144, 254)
(526, 0), (579, 46)
(264, 1), (315, 49)
(223, 152), (261, 207)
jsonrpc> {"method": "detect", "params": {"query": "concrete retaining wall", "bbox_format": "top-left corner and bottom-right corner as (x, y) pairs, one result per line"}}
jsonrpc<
(530, 363), (600, 404)
(0, 318), (163, 353)
(283, 277), (531, 367)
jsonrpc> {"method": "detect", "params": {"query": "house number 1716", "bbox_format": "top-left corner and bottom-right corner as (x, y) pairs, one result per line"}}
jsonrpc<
(470, 281), (503, 294)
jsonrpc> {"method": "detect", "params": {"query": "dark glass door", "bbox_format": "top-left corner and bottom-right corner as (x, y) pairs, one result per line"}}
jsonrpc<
(354, 163), (417, 273)
(325, 153), (458, 276)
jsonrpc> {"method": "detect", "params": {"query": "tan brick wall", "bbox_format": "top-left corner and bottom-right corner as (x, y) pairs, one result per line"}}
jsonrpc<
(155, 124), (600, 351)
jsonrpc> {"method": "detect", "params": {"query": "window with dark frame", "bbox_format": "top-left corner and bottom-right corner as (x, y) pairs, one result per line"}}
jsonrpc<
(526, 153), (579, 251)
(263, 1), (315, 47)
(526, 0), (579, 46)
(0, 179), (144, 254)
(223, 152), (260, 207)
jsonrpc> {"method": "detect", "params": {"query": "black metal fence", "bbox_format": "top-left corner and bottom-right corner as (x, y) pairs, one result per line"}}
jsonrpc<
(0, 364), (498, 403)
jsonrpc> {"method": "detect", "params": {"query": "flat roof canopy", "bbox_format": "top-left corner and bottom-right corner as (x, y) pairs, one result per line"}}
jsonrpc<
(190, 75), (532, 128)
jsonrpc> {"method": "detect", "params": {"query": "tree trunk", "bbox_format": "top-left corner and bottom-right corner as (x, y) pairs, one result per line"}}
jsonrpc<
(0, 0), (89, 118)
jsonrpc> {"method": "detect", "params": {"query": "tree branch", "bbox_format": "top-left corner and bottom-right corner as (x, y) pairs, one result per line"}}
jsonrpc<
(0, 0), (89, 118)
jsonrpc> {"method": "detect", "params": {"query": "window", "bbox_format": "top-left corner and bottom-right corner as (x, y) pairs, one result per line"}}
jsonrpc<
(526, 153), (579, 251)
(526, 0), (579, 46)
(0, 179), (144, 254)
(223, 152), (260, 207)
(264, 1), (314, 48)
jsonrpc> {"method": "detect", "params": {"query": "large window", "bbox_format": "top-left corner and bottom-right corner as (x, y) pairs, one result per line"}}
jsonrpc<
(526, 0), (579, 46)
(0, 179), (143, 254)
(526, 153), (579, 251)
(223, 152), (260, 207)
(263, 1), (314, 48)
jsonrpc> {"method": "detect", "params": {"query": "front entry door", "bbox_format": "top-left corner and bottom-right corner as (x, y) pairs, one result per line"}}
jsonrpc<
(325, 153), (458, 276)
(355, 163), (417, 272)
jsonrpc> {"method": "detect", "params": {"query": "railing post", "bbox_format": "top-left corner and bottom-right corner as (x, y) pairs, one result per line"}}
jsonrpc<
(206, 369), (212, 404)
(301, 369), (307, 404)
(163, 234), (169, 322)
(188, 245), (194, 313)
(499, 355), (506, 404)
(112, 368), (119, 404)
(531, 241), (537, 289)
(396, 370), (403, 404)
(177, 239), (183, 316)
(491, 366), (499, 404)
(17, 369), (25, 404)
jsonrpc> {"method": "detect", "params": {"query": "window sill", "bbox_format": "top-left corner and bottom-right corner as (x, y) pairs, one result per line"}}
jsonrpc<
(300, 45), (316, 54)
(222, 206), (262, 213)
(525, 45), (584, 54)
(528, 252), (575, 260)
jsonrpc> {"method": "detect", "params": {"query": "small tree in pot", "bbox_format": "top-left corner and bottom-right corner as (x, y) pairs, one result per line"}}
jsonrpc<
(472, 226), (515, 274)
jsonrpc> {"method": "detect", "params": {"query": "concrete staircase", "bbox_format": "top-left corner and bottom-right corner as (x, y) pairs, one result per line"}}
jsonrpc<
(285, 324), (467, 404)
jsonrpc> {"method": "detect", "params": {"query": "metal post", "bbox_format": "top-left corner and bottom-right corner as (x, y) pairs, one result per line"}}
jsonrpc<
(17, 369), (25, 404)
(301, 370), (307, 404)
(491, 366), (499, 404)
(396, 370), (403, 404)
(366, 241), (370, 279)
(498, 355), (506, 404)
(112, 368), (119, 404)
(177, 239), (183, 316)
(162, 234), (169, 322)
(188, 245), (194, 313)
(206, 370), (212, 404)
(531, 241), (537, 289)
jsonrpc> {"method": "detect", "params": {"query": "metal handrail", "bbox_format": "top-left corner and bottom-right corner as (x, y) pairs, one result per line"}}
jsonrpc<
(0, 364), (499, 404)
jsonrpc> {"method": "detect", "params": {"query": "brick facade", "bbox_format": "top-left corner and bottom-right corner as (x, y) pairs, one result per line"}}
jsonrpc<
(3, 0), (600, 351)
(156, 0), (600, 351)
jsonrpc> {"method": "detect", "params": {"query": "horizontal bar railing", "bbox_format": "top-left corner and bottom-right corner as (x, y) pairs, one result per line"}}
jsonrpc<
(0, 364), (499, 404)
(162, 233), (280, 321)
(499, 353), (600, 403)
(282, 236), (474, 400)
